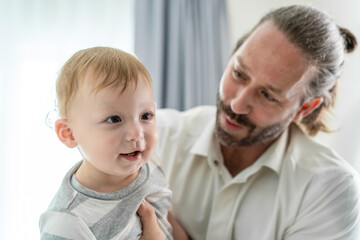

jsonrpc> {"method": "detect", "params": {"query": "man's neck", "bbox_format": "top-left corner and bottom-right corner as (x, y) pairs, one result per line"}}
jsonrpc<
(221, 141), (274, 177)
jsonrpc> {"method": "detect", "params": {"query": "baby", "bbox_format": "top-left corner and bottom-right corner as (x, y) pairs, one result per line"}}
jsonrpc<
(39, 47), (172, 239)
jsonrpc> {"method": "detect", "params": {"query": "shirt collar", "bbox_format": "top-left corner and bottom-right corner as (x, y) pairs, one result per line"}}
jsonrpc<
(252, 126), (290, 175)
(190, 117), (218, 158)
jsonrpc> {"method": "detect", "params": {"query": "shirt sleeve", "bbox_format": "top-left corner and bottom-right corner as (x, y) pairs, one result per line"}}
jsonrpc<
(284, 169), (360, 240)
(40, 210), (96, 240)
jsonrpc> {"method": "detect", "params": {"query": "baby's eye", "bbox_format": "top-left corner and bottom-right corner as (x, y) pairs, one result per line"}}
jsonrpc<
(106, 115), (122, 124)
(141, 112), (153, 121)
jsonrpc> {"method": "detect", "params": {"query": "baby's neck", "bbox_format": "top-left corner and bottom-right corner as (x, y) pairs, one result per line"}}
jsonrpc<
(75, 160), (141, 193)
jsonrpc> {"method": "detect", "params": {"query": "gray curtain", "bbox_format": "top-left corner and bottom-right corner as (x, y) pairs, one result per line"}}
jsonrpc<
(135, 0), (230, 110)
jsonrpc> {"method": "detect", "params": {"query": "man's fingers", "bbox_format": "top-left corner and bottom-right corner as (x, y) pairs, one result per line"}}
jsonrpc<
(137, 200), (157, 226)
(137, 200), (164, 240)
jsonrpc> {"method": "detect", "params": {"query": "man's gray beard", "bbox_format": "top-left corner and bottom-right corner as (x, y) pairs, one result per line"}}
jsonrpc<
(215, 99), (295, 148)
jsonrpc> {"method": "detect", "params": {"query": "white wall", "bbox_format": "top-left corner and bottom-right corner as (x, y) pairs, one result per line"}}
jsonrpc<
(0, 0), (134, 239)
(227, 0), (360, 171)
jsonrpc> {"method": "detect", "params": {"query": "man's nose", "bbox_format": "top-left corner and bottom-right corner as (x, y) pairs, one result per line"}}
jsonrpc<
(230, 87), (252, 115)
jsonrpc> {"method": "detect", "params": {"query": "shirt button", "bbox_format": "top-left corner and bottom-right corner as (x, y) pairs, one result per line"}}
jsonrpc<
(214, 160), (219, 166)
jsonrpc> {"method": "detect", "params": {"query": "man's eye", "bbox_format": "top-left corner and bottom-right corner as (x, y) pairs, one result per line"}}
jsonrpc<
(234, 70), (244, 79)
(261, 91), (277, 102)
(141, 112), (153, 121)
(106, 115), (122, 123)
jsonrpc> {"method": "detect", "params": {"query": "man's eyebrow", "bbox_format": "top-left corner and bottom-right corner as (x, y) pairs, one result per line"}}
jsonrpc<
(235, 56), (251, 74)
(265, 84), (283, 96)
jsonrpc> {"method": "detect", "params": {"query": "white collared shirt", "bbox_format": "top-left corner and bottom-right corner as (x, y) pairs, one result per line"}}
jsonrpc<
(156, 106), (360, 240)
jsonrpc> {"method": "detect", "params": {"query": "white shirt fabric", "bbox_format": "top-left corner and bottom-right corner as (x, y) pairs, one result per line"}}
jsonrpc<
(156, 105), (360, 240)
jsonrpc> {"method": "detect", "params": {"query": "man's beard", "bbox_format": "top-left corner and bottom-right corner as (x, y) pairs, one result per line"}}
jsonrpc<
(215, 96), (295, 147)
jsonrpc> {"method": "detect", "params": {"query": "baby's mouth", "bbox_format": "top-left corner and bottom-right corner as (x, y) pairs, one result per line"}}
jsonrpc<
(121, 151), (140, 156)
(120, 151), (142, 161)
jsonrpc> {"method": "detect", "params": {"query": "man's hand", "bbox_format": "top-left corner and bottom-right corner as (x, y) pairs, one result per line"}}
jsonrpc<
(137, 200), (164, 240)
(168, 212), (190, 240)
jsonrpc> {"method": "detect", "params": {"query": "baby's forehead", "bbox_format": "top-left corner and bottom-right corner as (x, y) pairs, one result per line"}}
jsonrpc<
(80, 68), (152, 93)
(78, 77), (151, 100)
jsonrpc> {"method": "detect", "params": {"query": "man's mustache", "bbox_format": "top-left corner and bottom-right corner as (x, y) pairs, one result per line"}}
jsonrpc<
(218, 100), (256, 130)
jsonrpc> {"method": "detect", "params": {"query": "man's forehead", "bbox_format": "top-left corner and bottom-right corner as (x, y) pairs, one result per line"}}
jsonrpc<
(231, 22), (311, 100)
(238, 21), (297, 56)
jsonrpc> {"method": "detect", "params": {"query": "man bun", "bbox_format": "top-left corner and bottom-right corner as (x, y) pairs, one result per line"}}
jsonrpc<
(339, 26), (357, 53)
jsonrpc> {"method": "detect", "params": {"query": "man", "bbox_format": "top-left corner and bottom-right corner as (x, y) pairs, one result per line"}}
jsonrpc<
(153, 5), (359, 240)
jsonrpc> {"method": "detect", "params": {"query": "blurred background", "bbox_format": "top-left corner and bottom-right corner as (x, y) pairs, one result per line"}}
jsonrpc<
(0, 0), (359, 239)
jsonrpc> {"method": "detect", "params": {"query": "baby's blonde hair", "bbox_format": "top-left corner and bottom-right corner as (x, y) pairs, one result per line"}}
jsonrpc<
(56, 47), (152, 117)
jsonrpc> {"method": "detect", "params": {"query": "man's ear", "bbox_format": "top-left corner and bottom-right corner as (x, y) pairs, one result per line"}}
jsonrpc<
(55, 119), (77, 148)
(292, 97), (323, 122)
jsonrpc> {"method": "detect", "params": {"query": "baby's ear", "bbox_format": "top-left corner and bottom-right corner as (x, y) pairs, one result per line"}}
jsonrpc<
(55, 119), (77, 148)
